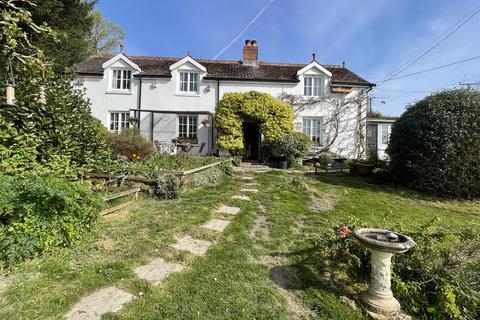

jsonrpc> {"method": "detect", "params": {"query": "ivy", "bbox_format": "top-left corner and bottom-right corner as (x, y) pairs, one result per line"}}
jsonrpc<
(215, 91), (294, 155)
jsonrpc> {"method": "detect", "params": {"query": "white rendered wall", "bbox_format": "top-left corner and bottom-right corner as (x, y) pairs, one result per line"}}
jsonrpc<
(79, 58), (367, 158)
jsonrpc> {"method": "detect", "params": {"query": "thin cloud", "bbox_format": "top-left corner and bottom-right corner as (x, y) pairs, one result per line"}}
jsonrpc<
(212, 0), (275, 59)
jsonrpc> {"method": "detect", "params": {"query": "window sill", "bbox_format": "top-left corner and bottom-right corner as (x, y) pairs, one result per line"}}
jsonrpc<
(174, 92), (200, 97)
(105, 90), (133, 95)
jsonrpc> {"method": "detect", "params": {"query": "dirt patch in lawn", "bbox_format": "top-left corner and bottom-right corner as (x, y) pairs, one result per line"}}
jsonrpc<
(100, 238), (115, 251)
(258, 255), (315, 320)
(249, 205), (270, 240)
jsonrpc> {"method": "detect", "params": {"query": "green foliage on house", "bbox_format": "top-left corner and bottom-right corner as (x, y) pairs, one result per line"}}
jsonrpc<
(215, 91), (294, 155)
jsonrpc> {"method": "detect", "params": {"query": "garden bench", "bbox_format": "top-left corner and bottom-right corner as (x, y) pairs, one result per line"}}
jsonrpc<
(314, 164), (350, 173)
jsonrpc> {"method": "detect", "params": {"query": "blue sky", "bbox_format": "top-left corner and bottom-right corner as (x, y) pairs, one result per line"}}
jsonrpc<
(97, 0), (480, 116)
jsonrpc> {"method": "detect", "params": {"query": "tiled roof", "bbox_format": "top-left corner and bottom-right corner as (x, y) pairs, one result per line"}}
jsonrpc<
(77, 55), (374, 87)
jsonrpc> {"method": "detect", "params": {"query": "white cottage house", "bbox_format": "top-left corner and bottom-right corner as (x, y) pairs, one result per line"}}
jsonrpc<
(76, 40), (374, 160)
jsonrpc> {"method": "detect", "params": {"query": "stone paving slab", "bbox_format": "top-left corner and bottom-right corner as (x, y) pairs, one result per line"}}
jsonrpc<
(171, 236), (212, 256)
(65, 286), (134, 320)
(232, 195), (251, 201)
(0, 275), (11, 295)
(241, 176), (254, 180)
(215, 205), (240, 215)
(243, 182), (258, 186)
(240, 188), (258, 193)
(201, 219), (231, 232)
(134, 258), (185, 285)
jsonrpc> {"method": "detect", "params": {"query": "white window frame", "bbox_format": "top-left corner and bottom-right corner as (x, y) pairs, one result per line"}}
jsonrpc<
(302, 117), (323, 146)
(109, 111), (130, 132)
(378, 123), (392, 147)
(304, 76), (324, 97)
(178, 71), (199, 94)
(111, 69), (132, 91)
(177, 115), (198, 140)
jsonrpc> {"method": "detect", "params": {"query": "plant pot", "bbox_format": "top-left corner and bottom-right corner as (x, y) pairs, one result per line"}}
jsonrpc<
(278, 161), (288, 169)
(357, 163), (375, 177)
(270, 160), (279, 168)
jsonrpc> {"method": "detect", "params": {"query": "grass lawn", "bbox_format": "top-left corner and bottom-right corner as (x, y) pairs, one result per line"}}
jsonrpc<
(0, 170), (478, 319)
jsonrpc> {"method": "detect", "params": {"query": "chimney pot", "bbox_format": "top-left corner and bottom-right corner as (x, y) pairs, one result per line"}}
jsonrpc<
(242, 39), (258, 65)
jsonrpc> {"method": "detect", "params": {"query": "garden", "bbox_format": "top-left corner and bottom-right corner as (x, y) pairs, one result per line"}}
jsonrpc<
(1, 1), (480, 320)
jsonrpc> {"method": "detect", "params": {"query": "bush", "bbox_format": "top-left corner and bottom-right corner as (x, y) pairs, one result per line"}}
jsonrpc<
(0, 73), (112, 177)
(319, 153), (333, 167)
(0, 174), (101, 266)
(107, 128), (156, 161)
(387, 89), (480, 198)
(272, 132), (312, 165)
(130, 153), (221, 171)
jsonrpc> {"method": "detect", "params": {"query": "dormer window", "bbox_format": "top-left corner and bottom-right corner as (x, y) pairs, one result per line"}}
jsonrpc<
(179, 72), (198, 93)
(112, 69), (132, 90)
(304, 76), (324, 96)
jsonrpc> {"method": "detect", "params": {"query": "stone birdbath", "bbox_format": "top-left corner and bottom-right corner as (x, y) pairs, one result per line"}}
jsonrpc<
(353, 228), (415, 318)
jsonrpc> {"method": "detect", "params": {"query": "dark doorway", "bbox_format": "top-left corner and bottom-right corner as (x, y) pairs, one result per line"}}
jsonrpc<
(243, 122), (260, 161)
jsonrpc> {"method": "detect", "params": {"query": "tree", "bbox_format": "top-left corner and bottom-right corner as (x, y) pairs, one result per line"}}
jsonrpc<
(387, 89), (480, 198)
(1, 0), (111, 176)
(279, 92), (368, 159)
(29, 0), (97, 71)
(89, 10), (125, 55)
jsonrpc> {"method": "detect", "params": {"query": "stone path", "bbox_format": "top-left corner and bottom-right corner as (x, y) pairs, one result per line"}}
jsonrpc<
(216, 205), (240, 215)
(232, 195), (251, 201)
(134, 258), (185, 285)
(244, 182), (258, 187)
(202, 218), (231, 232)
(171, 236), (212, 256)
(0, 275), (10, 295)
(64, 173), (257, 319)
(65, 287), (134, 320)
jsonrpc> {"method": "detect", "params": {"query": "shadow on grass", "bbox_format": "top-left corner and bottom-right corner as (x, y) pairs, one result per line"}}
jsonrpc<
(303, 172), (433, 202)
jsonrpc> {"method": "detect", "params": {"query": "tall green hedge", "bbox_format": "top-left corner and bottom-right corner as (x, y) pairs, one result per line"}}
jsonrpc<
(215, 91), (294, 154)
(387, 89), (480, 198)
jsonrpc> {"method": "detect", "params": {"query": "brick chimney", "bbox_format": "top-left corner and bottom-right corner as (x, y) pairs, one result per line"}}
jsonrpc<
(242, 40), (258, 66)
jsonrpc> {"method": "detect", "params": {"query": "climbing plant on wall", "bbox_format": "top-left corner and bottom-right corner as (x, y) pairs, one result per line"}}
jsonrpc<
(215, 91), (294, 154)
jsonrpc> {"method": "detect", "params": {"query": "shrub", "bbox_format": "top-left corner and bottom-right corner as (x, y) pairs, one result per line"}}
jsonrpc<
(152, 175), (181, 200)
(107, 128), (156, 161)
(272, 132), (312, 165)
(387, 89), (480, 198)
(0, 73), (112, 176)
(0, 174), (101, 266)
(130, 153), (220, 171)
(319, 153), (333, 167)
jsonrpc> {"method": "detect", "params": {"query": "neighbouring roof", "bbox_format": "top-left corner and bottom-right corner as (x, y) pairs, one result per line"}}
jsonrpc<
(78, 55), (374, 87)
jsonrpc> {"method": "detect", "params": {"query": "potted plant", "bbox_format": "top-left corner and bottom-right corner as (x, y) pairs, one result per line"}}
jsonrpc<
(273, 133), (312, 169)
(356, 159), (375, 177)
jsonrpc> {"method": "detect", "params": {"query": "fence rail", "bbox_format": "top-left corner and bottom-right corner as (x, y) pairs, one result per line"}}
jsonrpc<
(80, 159), (231, 183)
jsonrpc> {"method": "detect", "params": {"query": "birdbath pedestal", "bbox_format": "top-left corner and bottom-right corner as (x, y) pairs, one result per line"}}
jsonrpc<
(353, 228), (415, 318)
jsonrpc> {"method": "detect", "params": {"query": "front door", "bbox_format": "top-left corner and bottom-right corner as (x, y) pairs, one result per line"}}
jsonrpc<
(243, 122), (260, 161)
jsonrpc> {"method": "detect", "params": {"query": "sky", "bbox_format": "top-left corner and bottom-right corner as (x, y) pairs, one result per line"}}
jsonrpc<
(97, 0), (480, 116)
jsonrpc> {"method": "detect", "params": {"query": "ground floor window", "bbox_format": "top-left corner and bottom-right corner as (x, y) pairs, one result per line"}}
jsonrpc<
(109, 111), (130, 132)
(178, 115), (198, 139)
(379, 123), (392, 146)
(302, 117), (323, 145)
